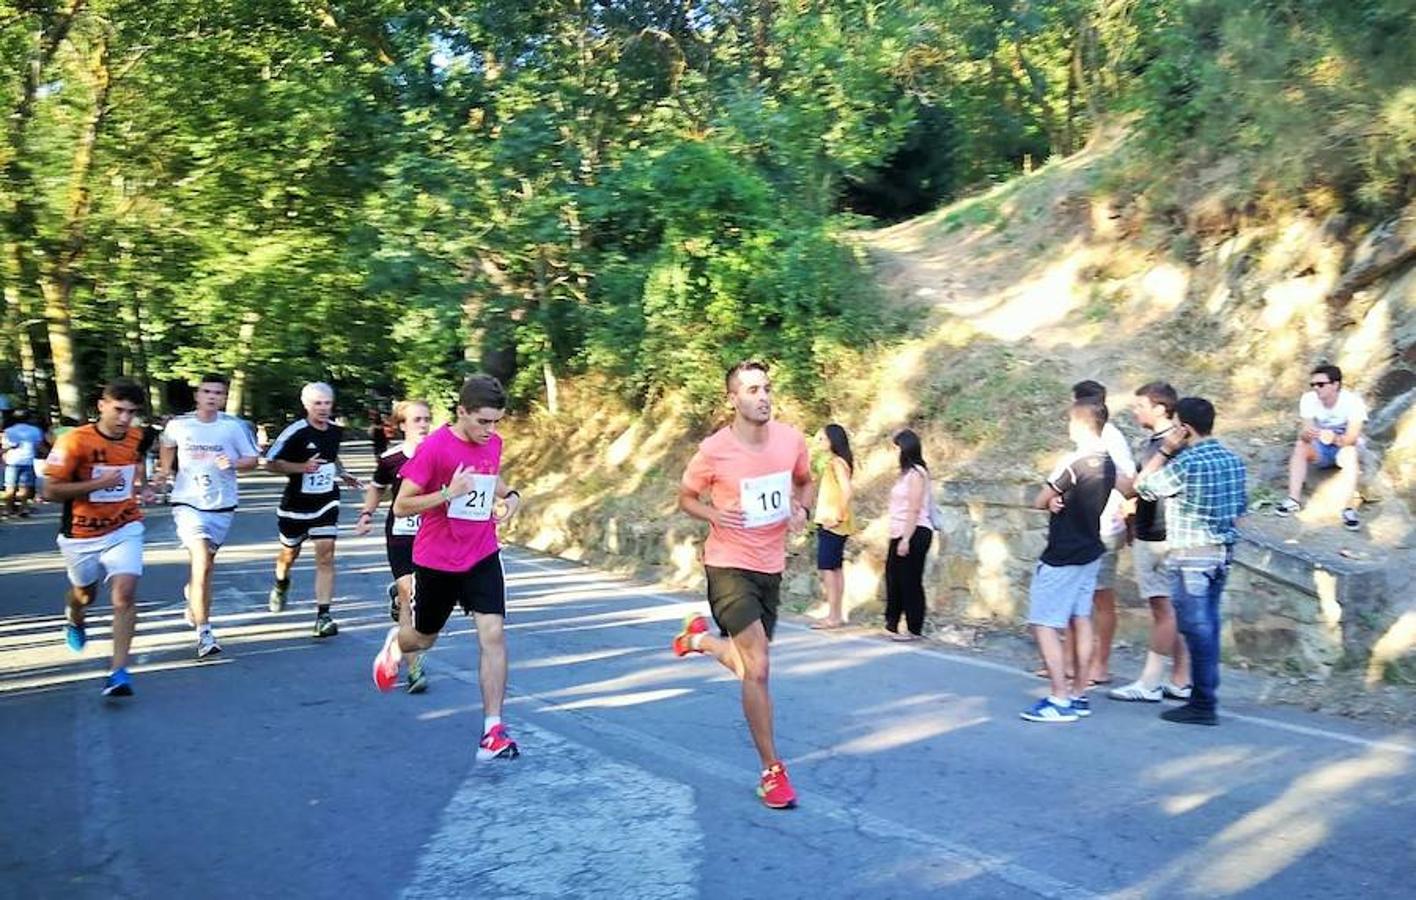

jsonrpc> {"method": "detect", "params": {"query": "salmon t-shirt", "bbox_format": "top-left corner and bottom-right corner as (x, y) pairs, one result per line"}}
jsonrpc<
(45, 424), (145, 539)
(681, 421), (810, 574)
(398, 425), (502, 573)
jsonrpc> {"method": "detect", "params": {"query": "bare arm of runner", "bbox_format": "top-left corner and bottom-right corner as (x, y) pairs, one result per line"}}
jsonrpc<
(494, 478), (523, 521)
(678, 485), (746, 529)
(392, 464), (478, 517)
(355, 481), (386, 536)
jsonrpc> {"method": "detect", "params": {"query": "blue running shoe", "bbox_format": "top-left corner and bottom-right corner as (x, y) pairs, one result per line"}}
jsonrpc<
(1020, 697), (1078, 723)
(64, 622), (87, 653)
(102, 668), (134, 698)
(1069, 696), (1092, 718)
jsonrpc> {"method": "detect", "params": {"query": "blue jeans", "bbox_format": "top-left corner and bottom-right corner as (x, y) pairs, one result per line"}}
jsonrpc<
(1168, 551), (1231, 713)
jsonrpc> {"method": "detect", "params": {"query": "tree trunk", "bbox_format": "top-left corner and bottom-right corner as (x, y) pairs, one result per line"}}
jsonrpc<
(226, 310), (261, 416)
(1, 1), (86, 419)
(39, 30), (112, 419)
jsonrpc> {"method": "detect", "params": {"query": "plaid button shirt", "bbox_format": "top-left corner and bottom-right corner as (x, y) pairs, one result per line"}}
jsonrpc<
(1135, 438), (1248, 550)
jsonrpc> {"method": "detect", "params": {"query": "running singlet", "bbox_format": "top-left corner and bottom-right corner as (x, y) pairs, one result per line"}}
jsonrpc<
(44, 424), (145, 539)
(398, 425), (501, 572)
(372, 446), (420, 539)
(265, 420), (344, 519)
(681, 420), (811, 575)
(162, 413), (260, 511)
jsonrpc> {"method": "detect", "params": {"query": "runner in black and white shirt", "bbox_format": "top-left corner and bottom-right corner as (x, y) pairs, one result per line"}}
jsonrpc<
(263, 381), (361, 637)
(355, 399), (433, 692)
(155, 374), (260, 658)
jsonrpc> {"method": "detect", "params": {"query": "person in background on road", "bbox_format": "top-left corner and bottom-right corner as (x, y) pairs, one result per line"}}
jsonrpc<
(1022, 401), (1116, 723)
(1070, 380), (1136, 687)
(263, 382), (362, 638)
(1110, 381), (1192, 704)
(884, 429), (933, 642)
(371, 376), (524, 762)
(357, 398), (434, 694)
(1277, 363), (1366, 531)
(42, 378), (156, 698)
(2, 408), (45, 517)
(154, 374), (261, 660)
(672, 360), (812, 809)
(367, 406), (390, 460)
(1135, 397), (1247, 726)
(810, 423), (855, 630)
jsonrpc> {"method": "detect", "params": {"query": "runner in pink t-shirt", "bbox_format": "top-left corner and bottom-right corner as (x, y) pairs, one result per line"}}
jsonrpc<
(673, 360), (812, 810)
(370, 375), (525, 763)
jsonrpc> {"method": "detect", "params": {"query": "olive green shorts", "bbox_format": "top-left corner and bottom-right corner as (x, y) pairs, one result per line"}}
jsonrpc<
(705, 565), (781, 640)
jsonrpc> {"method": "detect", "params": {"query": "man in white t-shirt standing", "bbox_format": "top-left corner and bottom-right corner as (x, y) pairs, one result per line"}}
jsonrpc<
(1276, 364), (1366, 531)
(155, 374), (261, 658)
(1071, 381), (1136, 686)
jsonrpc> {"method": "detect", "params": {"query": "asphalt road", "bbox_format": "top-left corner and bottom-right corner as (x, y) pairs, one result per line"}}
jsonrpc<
(1, 454), (1413, 899)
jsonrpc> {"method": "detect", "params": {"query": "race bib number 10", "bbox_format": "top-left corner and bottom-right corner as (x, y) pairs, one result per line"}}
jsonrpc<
(740, 470), (791, 529)
(89, 464), (136, 503)
(301, 463), (337, 495)
(446, 474), (499, 522)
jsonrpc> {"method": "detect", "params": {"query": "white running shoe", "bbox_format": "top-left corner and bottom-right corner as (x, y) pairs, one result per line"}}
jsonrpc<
(1163, 682), (1193, 701)
(1108, 680), (1162, 702)
(197, 630), (222, 659)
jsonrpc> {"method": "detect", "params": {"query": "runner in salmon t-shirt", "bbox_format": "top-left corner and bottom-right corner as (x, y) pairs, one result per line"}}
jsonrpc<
(43, 378), (157, 698)
(370, 375), (524, 762)
(673, 360), (813, 809)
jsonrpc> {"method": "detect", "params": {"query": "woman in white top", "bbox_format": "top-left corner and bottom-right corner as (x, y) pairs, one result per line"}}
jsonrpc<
(885, 429), (933, 641)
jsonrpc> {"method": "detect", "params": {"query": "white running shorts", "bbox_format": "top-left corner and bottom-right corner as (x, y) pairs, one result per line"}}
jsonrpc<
(57, 520), (145, 587)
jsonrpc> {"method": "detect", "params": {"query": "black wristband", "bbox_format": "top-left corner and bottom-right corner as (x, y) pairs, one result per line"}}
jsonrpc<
(505, 490), (521, 500)
(1159, 449), (1174, 460)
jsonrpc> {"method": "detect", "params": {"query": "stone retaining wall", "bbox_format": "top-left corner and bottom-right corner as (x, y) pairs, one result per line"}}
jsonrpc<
(508, 479), (1398, 678)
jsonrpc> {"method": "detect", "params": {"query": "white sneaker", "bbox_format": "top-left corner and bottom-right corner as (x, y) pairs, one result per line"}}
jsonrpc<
(1163, 682), (1192, 701)
(197, 630), (222, 659)
(1108, 680), (1162, 703)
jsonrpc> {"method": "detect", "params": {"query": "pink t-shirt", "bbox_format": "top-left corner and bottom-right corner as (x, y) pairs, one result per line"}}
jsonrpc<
(399, 425), (502, 572)
(681, 421), (811, 574)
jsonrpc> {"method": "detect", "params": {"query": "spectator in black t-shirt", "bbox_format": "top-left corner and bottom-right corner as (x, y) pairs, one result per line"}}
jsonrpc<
(1021, 401), (1116, 724)
(1111, 382), (1192, 703)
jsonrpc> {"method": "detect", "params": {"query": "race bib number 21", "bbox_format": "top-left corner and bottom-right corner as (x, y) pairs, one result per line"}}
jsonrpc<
(446, 474), (499, 522)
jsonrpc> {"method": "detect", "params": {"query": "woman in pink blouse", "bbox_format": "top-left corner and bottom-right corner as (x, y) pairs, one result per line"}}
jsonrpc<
(885, 429), (933, 640)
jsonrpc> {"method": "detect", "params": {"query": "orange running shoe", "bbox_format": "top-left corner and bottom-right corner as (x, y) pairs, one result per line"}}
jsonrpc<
(757, 761), (797, 809)
(371, 625), (402, 693)
(672, 613), (710, 657)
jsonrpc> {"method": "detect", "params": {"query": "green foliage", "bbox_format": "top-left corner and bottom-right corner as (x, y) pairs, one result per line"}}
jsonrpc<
(1, 0), (1410, 423)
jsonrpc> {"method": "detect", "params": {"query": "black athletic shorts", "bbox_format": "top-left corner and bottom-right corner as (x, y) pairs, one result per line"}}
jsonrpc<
(386, 537), (415, 580)
(705, 565), (781, 640)
(412, 552), (506, 635)
(277, 508), (339, 547)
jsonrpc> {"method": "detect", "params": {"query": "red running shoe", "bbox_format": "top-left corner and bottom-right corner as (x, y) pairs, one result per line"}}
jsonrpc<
(672, 613), (710, 657)
(757, 761), (797, 809)
(371, 625), (402, 693)
(476, 724), (520, 762)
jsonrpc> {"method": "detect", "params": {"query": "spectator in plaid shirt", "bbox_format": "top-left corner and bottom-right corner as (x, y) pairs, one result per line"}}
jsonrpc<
(1134, 397), (1247, 726)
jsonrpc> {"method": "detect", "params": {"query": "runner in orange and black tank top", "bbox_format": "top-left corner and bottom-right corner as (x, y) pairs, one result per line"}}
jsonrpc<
(46, 424), (146, 539)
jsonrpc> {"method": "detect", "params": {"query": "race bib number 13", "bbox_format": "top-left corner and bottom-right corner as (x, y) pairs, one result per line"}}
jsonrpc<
(447, 474), (499, 522)
(740, 470), (791, 529)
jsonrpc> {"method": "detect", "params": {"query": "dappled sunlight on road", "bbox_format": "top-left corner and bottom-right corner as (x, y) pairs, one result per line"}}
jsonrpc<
(792, 699), (992, 765)
(1119, 745), (1411, 897)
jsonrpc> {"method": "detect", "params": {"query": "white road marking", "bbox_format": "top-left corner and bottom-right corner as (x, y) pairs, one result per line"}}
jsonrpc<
(401, 721), (702, 900)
